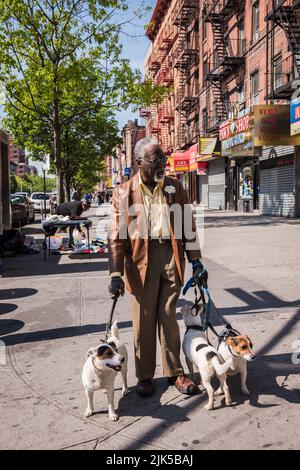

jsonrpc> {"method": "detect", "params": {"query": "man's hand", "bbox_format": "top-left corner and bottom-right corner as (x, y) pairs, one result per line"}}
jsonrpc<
(108, 276), (125, 297)
(192, 259), (208, 288)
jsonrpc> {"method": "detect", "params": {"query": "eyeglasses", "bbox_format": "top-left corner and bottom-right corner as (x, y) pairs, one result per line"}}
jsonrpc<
(142, 156), (167, 166)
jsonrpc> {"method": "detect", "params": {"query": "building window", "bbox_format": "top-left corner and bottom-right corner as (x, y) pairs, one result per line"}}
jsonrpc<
(251, 71), (259, 105)
(203, 20), (207, 42)
(203, 54), (208, 83)
(202, 108), (208, 133)
(238, 20), (245, 55)
(237, 83), (245, 106)
(274, 55), (283, 89)
(252, 1), (260, 43)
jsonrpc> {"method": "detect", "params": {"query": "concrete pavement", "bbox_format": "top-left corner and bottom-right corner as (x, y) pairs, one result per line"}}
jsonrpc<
(0, 204), (299, 450)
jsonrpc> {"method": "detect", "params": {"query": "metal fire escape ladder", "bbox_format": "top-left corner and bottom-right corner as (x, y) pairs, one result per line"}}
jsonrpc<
(271, 1), (300, 78)
(172, 0), (199, 149)
(203, 0), (245, 132)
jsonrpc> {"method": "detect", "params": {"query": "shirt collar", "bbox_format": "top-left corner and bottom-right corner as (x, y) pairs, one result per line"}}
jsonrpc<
(138, 171), (164, 192)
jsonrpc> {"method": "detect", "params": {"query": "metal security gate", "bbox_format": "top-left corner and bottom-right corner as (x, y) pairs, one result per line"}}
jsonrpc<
(208, 159), (225, 210)
(199, 175), (208, 208)
(259, 166), (295, 217)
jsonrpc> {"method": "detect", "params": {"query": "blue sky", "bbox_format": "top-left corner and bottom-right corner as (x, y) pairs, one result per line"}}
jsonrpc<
(116, 0), (156, 130)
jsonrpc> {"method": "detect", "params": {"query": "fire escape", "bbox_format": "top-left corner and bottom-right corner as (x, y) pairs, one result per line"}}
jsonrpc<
(172, 0), (199, 149)
(266, 0), (300, 101)
(203, 0), (245, 134)
(157, 37), (175, 151)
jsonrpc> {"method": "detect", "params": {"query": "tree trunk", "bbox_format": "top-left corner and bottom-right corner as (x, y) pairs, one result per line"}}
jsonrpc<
(53, 66), (64, 204)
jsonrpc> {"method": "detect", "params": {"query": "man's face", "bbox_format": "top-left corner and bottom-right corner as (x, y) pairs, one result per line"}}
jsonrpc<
(138, 144), (167, 183)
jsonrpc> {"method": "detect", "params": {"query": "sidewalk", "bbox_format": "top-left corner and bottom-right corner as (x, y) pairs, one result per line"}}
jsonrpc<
(0, 205), (299, 450)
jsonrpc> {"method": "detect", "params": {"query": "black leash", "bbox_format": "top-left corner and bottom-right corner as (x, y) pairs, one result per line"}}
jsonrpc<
(104, 292), (120, 341)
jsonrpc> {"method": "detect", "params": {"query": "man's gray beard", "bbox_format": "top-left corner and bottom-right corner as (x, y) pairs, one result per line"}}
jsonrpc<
(154, 170), (165, 183)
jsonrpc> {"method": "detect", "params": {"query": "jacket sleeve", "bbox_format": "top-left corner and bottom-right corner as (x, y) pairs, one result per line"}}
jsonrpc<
(178, 181), (202, 262)
(108, 186), (127, 275)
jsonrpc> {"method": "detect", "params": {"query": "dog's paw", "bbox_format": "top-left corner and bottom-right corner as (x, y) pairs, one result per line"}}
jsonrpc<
(122, 388), (129, 397)
(204, 403), (214, 411)
(109, 412), (119, 421)
(225, 400), (233, 407)
(242, 388), (250, 396)
(84, 408), (93, 418)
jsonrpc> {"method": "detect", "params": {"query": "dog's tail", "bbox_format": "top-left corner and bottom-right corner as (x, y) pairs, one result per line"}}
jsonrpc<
(110, 321), (119, 339)
(211, 355), (233, 376)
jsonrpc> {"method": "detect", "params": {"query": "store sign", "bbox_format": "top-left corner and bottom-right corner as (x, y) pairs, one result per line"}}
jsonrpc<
(197, 162), (208, 175)
(291, 97), (300, 136)
(220, 109), (254, 157)
(199, 137), (218, 155)
(123, 167), (131, 177)
(172, 153), (189, 173)
(253, 105), (293, 146)
(185, 143), (198, 172)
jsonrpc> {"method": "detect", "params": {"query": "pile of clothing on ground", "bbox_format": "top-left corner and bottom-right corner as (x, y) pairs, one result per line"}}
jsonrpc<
(0, 229), (40, 257)
(73, 238), (108, 254)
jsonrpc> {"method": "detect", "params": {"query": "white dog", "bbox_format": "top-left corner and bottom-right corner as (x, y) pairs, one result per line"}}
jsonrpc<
(217, 333), (255, 396)
(82, 321), (128, 421)
(181, 305), (233, 410)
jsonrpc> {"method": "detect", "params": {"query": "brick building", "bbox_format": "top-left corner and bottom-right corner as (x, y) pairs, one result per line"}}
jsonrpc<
(121, 119), (146, 176)
(8, 134), (29, 178)
(145, 0), (300, 216)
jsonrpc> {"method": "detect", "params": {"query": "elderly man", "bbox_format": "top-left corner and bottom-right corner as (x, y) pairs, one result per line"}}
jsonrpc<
(108, 138), (207, 397)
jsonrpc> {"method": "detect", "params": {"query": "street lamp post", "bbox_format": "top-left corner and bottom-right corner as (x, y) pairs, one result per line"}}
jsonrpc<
(43, 168), (47, 218)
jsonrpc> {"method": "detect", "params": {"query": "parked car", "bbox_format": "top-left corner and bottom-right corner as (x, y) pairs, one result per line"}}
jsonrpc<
(15, 191), (31, 199)
(10, 194), (35, 227)
(30, 192), (51, 213)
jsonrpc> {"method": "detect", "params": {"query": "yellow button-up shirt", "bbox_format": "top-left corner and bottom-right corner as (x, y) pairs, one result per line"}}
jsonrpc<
(138, 171), (170, 240)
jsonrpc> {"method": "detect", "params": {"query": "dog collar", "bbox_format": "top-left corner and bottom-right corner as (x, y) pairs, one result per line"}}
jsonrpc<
(91, 358), (103, 372)
(227, 344), (240, 358)
(185, 325), (204, 335)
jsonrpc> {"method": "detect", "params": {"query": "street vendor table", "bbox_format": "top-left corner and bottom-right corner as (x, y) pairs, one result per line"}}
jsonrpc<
(42, 218), (92, 261)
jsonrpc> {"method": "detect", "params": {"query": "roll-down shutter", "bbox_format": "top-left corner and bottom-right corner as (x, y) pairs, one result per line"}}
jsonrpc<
(259, 166), (294, 216)
(208, 159), (225, 210)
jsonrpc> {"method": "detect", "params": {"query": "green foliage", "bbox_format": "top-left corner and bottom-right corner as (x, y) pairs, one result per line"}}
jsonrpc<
(0, 0), (161, 201)
(11, 174), (56, 194)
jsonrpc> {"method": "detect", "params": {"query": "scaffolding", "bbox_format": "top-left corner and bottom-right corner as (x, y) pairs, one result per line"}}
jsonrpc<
(203, 0), (245, 134)
(266, 0), (300, 101)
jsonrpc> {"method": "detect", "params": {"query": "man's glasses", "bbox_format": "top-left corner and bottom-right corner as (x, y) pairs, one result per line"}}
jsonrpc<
(142, 156), (167, 166)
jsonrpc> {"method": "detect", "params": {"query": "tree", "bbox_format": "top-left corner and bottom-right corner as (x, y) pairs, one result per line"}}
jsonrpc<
(0, 1), (166, 202)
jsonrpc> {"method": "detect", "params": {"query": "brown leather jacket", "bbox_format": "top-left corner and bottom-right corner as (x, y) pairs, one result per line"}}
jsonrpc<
(108, 173), (201, 296)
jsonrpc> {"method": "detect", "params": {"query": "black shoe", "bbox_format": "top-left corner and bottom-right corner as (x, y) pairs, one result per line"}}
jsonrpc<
(168, 375), (198, 395)
(136, 379), (155, 397)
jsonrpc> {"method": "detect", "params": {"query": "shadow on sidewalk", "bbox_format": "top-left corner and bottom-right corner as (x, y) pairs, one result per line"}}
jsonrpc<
(203, 213), (300, 229)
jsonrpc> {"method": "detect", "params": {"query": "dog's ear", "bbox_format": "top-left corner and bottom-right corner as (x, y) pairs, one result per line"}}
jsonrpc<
(107, 341), (118, 352)
(86, 347), (97, 359)
(226, 336), (239, 347)
(181, 305), (190, 315)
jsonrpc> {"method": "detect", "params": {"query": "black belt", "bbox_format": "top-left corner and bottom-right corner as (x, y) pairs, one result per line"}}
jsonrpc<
(148, 238), (171, 244)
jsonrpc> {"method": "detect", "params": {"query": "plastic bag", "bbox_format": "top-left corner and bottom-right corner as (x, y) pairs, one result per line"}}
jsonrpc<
(46, 236), (63, 250)
(73, 228), (85, 244)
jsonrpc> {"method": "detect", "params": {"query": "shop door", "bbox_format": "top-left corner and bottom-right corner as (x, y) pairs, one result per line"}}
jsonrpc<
(227, 166), (237, 211)
(199, 175), (208, 208)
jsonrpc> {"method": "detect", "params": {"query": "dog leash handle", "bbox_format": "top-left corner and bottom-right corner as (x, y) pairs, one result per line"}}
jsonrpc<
(104, 292), (120, 341)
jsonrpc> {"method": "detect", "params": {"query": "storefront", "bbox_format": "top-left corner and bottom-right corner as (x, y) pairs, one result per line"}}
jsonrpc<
(220, 108), (259, 212)
(198, 137), (225, 210)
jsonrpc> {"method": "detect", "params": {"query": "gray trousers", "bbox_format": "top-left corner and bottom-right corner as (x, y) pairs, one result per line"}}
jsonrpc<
(131, 240), (184, 381)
